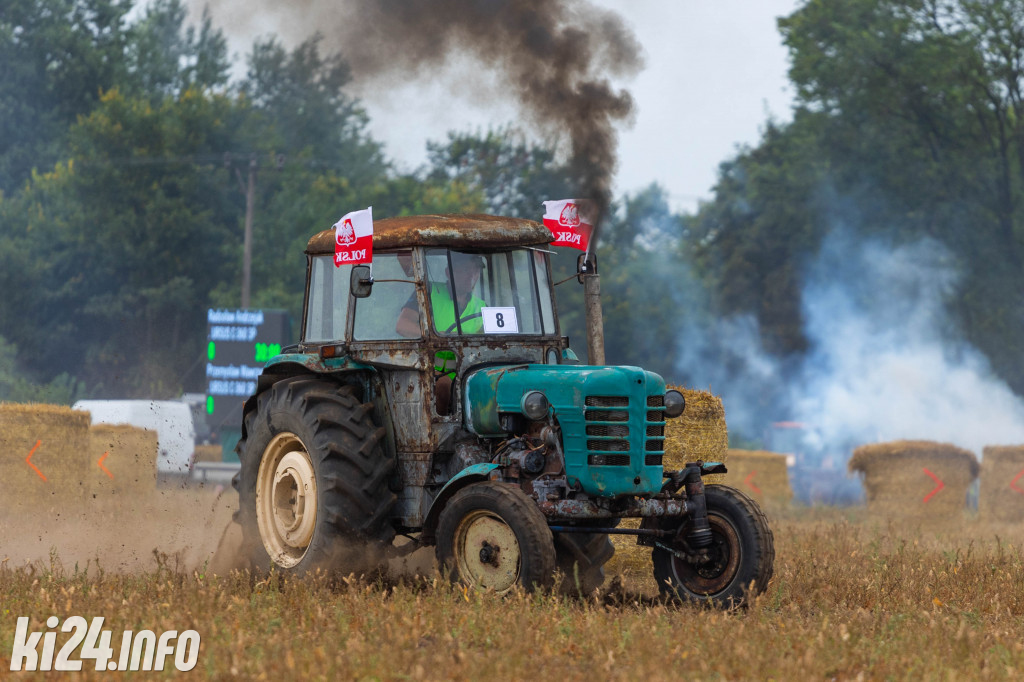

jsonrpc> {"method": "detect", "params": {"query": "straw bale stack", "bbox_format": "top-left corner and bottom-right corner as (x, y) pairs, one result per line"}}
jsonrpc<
(721, 449), (792, 507)
(0, 403), (91, 510)
(192, 444), (222, 464)
(979, 445), (1024, 522)
(663, 386), (728, 484)
(849, 440), (978, 516)
(87, 424), (157, 497)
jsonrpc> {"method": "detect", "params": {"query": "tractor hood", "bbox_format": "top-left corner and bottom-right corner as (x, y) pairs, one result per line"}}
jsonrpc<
(465, 364), (669, 497)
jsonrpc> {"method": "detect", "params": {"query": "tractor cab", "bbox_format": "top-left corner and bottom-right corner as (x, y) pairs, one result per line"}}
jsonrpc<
(298, 214), (572, 423)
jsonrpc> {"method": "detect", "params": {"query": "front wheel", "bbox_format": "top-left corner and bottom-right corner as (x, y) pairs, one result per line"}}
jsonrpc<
(436, 482), (556, 594)
(653, 485), (774, 607)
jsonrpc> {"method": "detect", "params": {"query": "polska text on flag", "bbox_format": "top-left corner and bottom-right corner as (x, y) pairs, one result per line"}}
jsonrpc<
(334, 207), (373, 266)
(542, 199), (592, 251)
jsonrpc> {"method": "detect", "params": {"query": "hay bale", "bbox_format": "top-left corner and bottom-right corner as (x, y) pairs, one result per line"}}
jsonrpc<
(192, 444), (222, 464)
(0, 403), (91, 510)
(849, 440), (978, 516)
(87, 424), (157, 497)
(720, 449), (792, 506)
(663, 386), (729, 484)
(979, 445), (1024, 522)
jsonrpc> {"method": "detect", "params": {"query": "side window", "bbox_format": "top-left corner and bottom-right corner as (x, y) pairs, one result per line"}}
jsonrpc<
(533, 250), (556, 335)
(305, 257), (351, 343)
(353, 251), (418, 341)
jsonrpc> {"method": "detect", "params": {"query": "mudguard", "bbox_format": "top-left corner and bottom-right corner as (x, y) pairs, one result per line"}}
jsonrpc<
(421, 463), (502, 543)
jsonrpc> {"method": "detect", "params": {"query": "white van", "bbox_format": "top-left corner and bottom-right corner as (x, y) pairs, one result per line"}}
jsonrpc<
(72, 400), (196, 478)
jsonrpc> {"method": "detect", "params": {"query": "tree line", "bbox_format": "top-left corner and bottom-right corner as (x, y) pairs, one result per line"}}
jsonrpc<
(3, 0), (1024, 445)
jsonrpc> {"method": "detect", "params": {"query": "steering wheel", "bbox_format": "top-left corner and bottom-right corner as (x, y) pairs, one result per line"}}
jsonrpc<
(445, 312), (483, 333)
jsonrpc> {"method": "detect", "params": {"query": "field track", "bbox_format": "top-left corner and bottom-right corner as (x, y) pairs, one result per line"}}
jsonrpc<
(3, 496), (1024, 679)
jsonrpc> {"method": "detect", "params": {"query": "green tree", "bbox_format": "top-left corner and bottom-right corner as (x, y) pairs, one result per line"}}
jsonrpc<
(779, 0), (1024, 391)
(124, 0), (229, 97)
(426, 126), (576, 218)
(0, 0), (132, 193)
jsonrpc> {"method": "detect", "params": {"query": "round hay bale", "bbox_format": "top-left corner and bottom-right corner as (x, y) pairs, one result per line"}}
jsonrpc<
(720, 449), (792, 507)
(979, 445), (1024, 522)
(849, 440), (978, 517)
(0, 403), (91, 511)
(664, 386), (728, 484)
(87, 424), (157, 498)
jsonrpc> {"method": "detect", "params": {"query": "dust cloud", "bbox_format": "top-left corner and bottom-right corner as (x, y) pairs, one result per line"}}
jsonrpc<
(0, 486), (238, 573)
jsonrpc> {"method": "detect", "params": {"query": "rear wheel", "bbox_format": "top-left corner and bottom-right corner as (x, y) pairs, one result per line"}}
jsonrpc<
(235, 376), (396, 575)
(436, 482), (556, 593)
(653, 485), (774, 607)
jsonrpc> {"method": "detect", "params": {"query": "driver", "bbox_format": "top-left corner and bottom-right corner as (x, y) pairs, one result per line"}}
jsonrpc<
(396, 251), (487, 337)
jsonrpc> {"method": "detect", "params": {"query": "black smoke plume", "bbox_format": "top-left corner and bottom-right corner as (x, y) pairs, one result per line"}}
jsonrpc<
(199, 0), (642, 224)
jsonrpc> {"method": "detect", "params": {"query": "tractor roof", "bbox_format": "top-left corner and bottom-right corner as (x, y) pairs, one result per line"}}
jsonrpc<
(306, 214), (552, 254)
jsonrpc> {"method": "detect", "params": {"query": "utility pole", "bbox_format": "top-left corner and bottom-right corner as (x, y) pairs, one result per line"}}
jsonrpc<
(580, 253), (605, 365)
(231, 153), (257, 309)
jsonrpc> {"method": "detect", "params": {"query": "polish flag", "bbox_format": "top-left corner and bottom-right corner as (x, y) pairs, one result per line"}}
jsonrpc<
(334, 206), (373, 267)
(542, 199), (593, 251)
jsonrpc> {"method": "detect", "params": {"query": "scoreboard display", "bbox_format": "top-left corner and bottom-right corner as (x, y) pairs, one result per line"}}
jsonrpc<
(205, 309), (291, 434)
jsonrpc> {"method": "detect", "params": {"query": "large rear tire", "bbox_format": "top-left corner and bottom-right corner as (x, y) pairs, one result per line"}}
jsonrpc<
(436, 482), (556, 594)
(653, 484), (774, 607)
(235, 376), (396, 575)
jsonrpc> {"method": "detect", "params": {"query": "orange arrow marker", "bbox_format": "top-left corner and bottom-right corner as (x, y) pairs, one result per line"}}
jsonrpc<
(1010, 468), (1024, 495)
(26, 440), (46, 481)
(97, 451), (114, 479)
(744, 470), (762, 496)
(922, 467), (944, 503)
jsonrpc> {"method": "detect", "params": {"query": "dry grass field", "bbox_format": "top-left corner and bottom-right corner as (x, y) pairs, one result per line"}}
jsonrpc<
(3, 491), (1024, 680)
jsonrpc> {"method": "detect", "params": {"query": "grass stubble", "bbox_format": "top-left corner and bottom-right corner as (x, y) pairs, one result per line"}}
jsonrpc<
(2, 493), (1024, 680)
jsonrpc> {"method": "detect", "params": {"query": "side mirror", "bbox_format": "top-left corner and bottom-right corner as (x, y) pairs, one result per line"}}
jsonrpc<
(350, 265), (373, 298)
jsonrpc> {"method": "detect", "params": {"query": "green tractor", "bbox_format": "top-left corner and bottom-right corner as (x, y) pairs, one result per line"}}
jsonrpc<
(232, 214), (774, 605)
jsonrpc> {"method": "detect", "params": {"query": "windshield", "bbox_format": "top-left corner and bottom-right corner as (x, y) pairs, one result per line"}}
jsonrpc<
(424, 248), (556, 336)
(303, 248), (557, 342)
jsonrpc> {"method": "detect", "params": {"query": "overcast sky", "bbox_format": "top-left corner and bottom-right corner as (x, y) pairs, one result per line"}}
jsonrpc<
(196, 0), (802, 215)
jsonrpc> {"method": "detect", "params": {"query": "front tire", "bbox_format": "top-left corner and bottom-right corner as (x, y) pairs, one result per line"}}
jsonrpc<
(235, 376), (397, 575)
(653, 485), (774, 607)
(436, 482), (556, 593)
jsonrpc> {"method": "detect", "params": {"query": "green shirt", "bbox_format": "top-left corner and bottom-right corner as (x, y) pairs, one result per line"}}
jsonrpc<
(430, 283), (485, 334)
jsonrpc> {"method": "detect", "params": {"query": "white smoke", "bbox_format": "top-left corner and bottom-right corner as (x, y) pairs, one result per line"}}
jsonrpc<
(791, 229), (1024, 455)
(676, 227), (1024, 463)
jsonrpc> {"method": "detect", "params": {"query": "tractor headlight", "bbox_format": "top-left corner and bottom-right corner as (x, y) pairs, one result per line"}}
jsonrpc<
(664, 390), (685, 418)
(521, 391), (550, 420)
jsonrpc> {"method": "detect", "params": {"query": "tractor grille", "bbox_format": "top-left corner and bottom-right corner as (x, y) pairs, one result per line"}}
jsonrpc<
(585, 410), (629, 422)
(586, 396), (629, 407)
(586, 424), (629, 438)
(588, 454), (631, 467)
(583, 394), (666, 469)
(645, 394), (666, 466)
(585, 396), (631, 462)
(587, 439), (630, 452)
